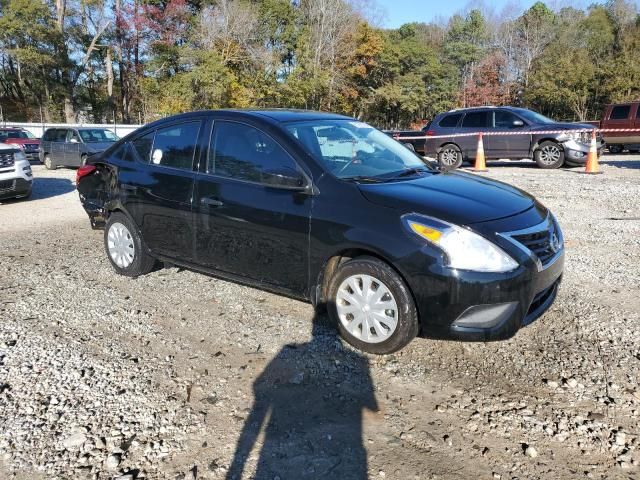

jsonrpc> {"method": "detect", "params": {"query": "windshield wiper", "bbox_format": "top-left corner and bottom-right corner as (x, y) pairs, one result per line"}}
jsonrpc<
(342, 175), (387, 183)
(383, 167), (432, 180)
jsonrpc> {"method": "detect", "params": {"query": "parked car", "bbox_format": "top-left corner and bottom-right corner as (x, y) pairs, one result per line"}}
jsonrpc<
(0, 127), (40, 162)
(77, 110), (564, 354)
(424, 106), (604, 170)
(0, 143), (33, 201)
(39, 127), (119, 169)
(383, 127), (430, 154)
(588, 101), (640, 153)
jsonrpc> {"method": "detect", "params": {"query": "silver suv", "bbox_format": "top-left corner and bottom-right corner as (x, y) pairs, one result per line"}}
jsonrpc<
(0, 143), (32, 201)
(424, 106), (604, 170)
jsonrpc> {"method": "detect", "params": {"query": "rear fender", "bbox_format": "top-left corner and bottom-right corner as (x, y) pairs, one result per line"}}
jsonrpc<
(77, 162), (116, 229)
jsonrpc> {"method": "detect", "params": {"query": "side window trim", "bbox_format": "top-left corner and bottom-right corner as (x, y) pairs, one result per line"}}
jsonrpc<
(203, 119), (311, 189)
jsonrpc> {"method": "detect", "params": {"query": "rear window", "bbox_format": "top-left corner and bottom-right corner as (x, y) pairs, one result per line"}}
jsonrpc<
(132, 131), (155, 162)
(461, 111), (489, 128)
(151, 121), (201, 170)
(438, 114), (461, 128)
(610, 105), (631, 120)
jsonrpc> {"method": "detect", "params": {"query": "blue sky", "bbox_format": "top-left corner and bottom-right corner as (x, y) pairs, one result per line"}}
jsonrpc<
(374, 0), (639, 27)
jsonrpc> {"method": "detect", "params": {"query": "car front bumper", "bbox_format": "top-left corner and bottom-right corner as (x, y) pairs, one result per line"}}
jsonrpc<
(399, 213), (564, 341)
(0, 159), (33, 200)
(562, 139), (605, 164)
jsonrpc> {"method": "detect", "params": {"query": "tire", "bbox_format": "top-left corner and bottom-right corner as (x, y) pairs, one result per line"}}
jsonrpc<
(44, 154), (56, 170)
(326, 256), (419, 354)
(534, 141), (565, 169)
(104, 212), (157, 277)
(608, 144), (623, 154)
(438, 144), (463, 171)
(403, 142), (416, 152)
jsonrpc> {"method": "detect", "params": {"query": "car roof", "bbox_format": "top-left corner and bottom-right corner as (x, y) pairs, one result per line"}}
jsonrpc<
(141, 109), (353, 130)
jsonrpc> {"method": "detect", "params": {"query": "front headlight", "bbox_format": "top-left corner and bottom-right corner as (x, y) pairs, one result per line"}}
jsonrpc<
(404, 215), (519, 273)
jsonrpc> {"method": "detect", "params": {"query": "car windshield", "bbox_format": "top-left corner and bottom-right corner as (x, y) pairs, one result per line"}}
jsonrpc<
(1, 130), (32, 139)
(78, 129), (118, 143)
(516, 109), (556, 125)
(285, 119), (431, 181)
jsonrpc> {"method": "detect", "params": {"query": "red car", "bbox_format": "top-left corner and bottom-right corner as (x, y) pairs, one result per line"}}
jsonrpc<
(0, 127), (40, 161)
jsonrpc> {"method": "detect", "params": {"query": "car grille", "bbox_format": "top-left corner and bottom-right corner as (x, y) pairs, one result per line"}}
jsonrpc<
(505, 217), (562, 268)
(523, 279), (560, 326)
(0, 179), (15, 191)
(0, 152), (14, 168)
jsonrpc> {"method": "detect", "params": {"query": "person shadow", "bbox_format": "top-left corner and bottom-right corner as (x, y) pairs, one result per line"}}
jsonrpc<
(225, 312), (379, 480)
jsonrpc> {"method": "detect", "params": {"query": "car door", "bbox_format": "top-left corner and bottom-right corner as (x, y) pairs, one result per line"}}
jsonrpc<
(194, 119), (312, 295)
(489, 110), (532, 160)
(64, 129), (82, 166)
(120, 119), (203, 262)
(50, 129), (67, 164)
(459, 111), (491, 159)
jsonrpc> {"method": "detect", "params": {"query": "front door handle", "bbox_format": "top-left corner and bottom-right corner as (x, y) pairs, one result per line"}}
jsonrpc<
(201, 197), (224, 207)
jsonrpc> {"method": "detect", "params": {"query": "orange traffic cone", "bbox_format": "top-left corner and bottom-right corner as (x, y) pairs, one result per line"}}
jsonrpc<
(584, 129), (602, 174)
(473, 133), (488, 172)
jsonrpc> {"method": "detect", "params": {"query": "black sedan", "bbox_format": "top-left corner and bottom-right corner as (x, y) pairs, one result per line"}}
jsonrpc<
(77, 109), (564, 354)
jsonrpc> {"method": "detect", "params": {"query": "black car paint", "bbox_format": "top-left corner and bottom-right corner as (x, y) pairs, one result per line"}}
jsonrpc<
(78, 109), (563, 341)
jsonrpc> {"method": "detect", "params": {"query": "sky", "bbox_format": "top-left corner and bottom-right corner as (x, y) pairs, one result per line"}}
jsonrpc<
(374, 0), (639, 27)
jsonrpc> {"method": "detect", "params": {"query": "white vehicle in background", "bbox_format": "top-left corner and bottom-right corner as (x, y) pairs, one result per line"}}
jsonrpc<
(0, 143), (32, 201)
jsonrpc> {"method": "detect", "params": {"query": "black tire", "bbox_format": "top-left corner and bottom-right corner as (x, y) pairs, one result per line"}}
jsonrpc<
(44, 154), (56, 170)
(534, 141), (564, 169)
(403, 142), (416, 152)
(438, 144), (463, 171)
(326, 256), (419, 355)
(608, 144), (623, 154)
(104, 212), (157, 277)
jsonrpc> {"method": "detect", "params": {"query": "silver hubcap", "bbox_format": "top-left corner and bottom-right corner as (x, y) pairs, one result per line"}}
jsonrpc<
(441, 149), (458, 166)
(539, 145), (561, 164)
(335, 274), (398, 344)
(107, 222), (135, 268)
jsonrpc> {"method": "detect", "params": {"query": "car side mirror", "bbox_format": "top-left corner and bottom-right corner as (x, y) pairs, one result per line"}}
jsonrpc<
(262, 167), (307, 191)
(512, 120), (524, 127)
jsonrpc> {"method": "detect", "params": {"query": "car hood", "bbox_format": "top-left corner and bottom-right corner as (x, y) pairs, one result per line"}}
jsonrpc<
(358, 171), (536, 225)
(85, 142), (115, 152)
(531, 122), (593, 131)
(3, 138), (40, 145)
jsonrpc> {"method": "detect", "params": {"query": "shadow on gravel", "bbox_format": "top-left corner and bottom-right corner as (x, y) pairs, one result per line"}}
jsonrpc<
(31, 177), (76, 200)
(599, 159), (640, 169)
(226, 313), (377, 480)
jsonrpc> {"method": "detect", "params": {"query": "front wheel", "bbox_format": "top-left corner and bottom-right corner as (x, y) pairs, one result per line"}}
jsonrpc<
(327, 256), (419, 354)
(534, 141), (564, 169)
(44, 154), (56, 170)
(608, 144), (623, 154)
(438, 145), (463, 170)
(104, 212), (157, 277)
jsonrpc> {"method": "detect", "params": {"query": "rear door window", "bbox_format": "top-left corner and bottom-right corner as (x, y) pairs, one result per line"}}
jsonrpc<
(461, 111), (489, 128)
(151, 121), (201, 170)
(439, 114), (462, 128)
(610, 105), (631, 120)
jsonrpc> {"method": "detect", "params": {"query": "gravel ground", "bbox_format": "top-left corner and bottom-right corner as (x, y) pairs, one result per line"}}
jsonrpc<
(1, 157), (639, 480)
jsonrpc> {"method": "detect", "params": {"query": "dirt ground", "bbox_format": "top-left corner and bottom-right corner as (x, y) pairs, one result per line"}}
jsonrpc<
(1, 156), (639, 480)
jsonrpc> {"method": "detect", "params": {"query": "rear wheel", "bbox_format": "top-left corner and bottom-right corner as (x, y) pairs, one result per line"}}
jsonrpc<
(438, 144), (463, 170)
(534, 141), (564, 169)
(327, 256), (419, 354)
(608, 144), (623, 154)
(44, 154), (56, 170)
(104, 212), (157, 277)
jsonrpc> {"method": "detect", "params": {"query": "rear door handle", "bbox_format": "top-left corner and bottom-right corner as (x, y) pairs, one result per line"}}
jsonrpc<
(201, 197), (224, 207)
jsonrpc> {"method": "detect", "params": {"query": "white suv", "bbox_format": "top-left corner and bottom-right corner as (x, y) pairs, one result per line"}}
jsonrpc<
(0, 143), (32, 201)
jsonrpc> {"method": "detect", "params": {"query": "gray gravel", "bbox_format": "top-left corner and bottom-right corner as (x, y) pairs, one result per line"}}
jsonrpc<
(1, 158), (639, 479)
